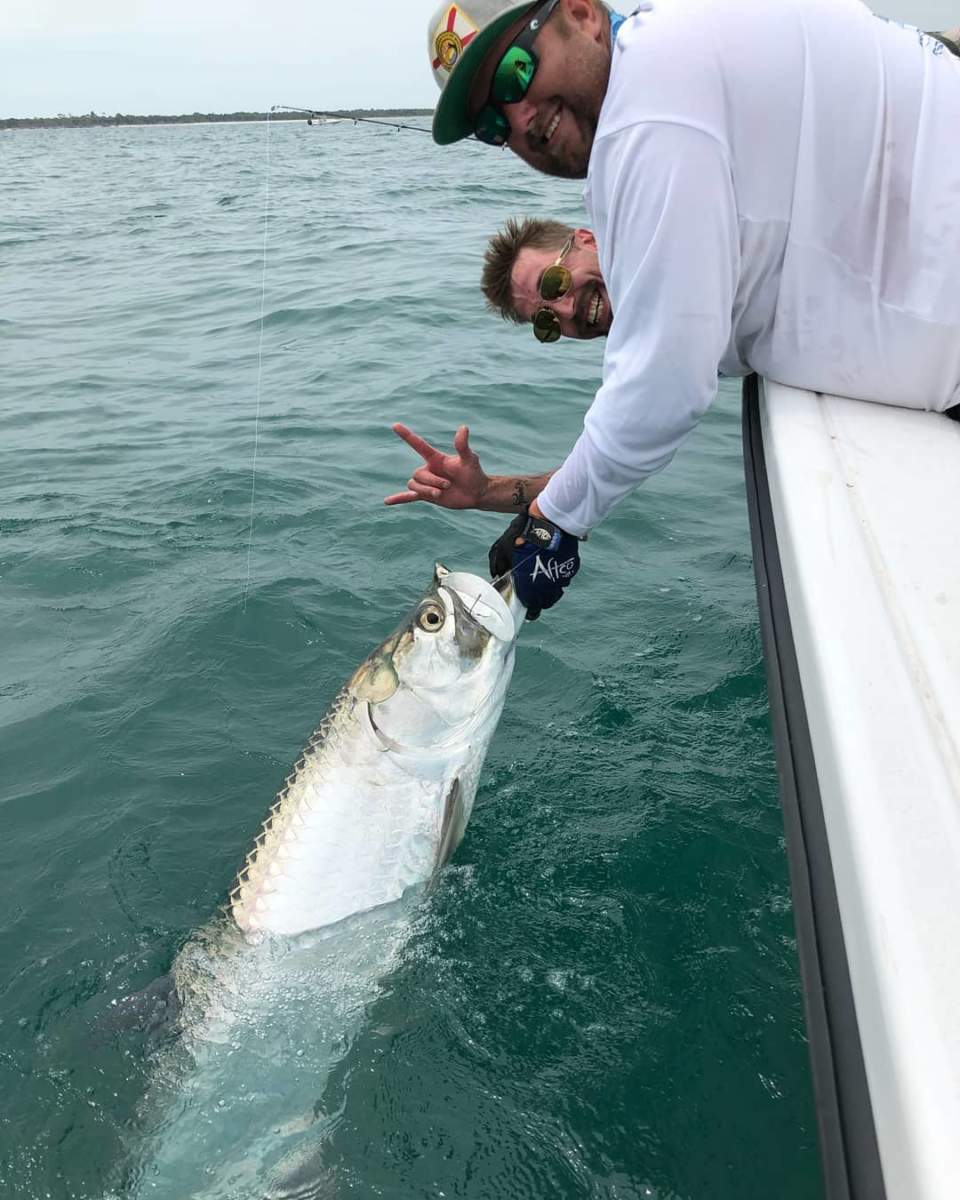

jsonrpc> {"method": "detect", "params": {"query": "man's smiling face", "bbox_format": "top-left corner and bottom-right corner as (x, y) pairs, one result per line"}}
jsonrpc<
(468, 0), (611, 179)
(511, 228), (612, 338)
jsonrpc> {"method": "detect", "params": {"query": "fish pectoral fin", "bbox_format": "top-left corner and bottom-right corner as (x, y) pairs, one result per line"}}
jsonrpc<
(352, 656), (398, 703)
(434, 777), (465, 871)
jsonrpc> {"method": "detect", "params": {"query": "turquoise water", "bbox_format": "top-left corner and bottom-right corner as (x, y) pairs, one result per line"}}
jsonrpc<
(0, 121), (819, 1198)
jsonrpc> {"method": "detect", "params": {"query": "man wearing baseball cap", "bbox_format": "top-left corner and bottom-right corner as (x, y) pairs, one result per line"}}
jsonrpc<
(414, 0), (960, 620)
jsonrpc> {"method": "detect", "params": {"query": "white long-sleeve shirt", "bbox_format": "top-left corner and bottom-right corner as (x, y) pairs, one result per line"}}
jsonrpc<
(538, 0), (960, 537)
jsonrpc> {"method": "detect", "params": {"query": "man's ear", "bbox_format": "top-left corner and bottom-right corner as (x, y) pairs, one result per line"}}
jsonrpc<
(560, 0), (606, 41)
(573, 227), (598, 251)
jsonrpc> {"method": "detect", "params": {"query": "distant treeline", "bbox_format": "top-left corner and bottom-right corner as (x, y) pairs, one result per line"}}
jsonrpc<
(0, 109), (432, 131)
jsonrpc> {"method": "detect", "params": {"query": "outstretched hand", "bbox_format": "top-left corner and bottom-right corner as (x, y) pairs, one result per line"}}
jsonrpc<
(384, 424), (490, 510)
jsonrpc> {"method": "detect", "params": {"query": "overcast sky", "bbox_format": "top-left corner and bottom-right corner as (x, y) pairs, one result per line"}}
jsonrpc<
(1, 0), (440, 118)
(2, 0), (957, 119)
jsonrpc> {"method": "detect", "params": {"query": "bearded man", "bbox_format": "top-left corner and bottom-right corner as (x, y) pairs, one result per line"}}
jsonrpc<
(390, 0), (960, 620)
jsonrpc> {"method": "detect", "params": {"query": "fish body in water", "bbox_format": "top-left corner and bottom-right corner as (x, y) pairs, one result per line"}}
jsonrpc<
(123, 566), (521, 1197)
(228, 565), (519, 938)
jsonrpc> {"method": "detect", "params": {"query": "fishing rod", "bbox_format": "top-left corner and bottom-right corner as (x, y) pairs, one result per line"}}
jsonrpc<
(271, 104), (487, 144)
(272, 104), (433, 134)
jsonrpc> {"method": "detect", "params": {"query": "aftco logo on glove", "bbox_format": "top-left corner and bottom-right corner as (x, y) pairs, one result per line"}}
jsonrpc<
(530, 554), (579, 583)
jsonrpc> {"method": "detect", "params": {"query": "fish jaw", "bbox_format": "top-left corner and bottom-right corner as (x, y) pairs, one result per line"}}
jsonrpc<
(440, 568), (520, 645)
(492, 574), (526, 634)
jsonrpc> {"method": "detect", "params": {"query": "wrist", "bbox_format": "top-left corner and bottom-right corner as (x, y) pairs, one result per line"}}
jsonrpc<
(483, 475), (533, 513)
(477, 473), (555, 514)
(475, 472), (491, 510)
(526, 499), (583, 541)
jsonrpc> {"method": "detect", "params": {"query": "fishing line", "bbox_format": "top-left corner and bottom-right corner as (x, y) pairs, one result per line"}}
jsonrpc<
(272, 104), (487, 145)
(242, 108), (272, 612)
(241, 105), (495, 614)
(461, 561), (525, 625)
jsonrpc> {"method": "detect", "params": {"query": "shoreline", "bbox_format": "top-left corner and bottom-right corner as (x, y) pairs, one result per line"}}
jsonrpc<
(0, 109), (431, 132)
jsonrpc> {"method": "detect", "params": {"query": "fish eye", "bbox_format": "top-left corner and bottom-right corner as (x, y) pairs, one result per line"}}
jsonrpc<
(416, 602), (445, 633)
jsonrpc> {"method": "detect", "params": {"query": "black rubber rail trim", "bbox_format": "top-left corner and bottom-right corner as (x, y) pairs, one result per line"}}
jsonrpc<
(741, 375), (886, 1200)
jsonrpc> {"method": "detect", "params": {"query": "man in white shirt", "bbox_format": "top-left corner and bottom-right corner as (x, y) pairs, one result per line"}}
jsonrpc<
(406, 0), (960, 617)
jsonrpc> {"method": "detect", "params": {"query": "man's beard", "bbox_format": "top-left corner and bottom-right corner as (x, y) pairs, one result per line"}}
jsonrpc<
(521, 44), (608, 179)
(533, 103), (599, 179)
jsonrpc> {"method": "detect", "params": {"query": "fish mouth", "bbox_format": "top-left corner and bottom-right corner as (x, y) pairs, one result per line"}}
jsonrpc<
(492, 574), (525, 629)
(437, 569), (519, 644)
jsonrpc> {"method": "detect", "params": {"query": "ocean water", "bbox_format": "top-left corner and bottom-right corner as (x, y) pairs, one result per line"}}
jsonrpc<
(0, 120), (819, 1199)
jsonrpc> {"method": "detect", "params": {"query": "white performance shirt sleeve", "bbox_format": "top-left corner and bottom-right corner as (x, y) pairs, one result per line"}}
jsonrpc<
(538, 121), (740, 538)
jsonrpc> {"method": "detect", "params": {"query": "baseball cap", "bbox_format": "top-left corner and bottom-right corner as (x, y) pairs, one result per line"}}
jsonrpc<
(427, 1), (533, 144)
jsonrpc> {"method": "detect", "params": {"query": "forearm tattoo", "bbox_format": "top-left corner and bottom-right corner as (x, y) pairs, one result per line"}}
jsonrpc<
(511, 479), (527, 508)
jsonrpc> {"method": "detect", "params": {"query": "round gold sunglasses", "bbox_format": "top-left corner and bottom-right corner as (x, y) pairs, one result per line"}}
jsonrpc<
(532, 234), (574, 344)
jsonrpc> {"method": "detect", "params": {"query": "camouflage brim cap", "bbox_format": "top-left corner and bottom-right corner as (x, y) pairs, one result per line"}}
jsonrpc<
(427, 0), (533, 144)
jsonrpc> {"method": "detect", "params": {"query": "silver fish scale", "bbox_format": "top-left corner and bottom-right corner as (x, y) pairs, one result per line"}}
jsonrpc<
(228, 685), (358, 929)
(228, 681), (448, 937)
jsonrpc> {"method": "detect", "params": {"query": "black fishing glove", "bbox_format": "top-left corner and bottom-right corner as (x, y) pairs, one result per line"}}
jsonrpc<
(488, 507), (580, 621)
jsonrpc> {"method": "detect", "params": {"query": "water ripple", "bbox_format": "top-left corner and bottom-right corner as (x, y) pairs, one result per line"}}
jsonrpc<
(0, 120), (817, 1200)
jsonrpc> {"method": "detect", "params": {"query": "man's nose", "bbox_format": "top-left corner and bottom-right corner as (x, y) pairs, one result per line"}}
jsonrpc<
(503, 95), (539, 144)
(551, 288), (577, 318)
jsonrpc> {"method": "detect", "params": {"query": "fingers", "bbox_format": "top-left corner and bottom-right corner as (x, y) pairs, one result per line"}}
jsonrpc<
(406, 480), (446, 501)
(453, 424), (475, 462)
(392, 423), (438, 463)
(413, 469), (451, 491)
(489, 549), (510, 578)
(385, 477), (448, 505)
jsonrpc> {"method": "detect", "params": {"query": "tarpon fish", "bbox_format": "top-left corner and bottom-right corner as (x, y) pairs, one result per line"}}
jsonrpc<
(120, 566), (522, 1199)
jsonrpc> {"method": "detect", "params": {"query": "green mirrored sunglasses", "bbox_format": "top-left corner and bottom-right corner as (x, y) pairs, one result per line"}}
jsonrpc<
(473, 0), (560, 147)
(532, 234), (574, 344)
